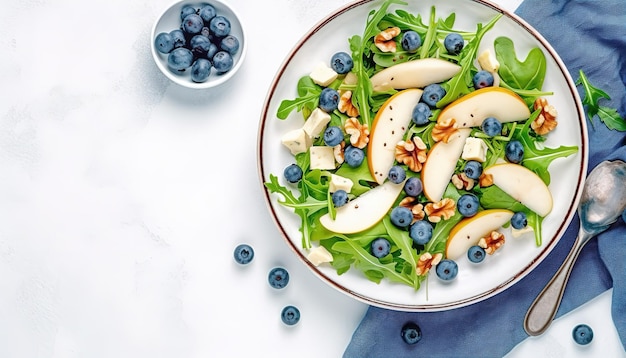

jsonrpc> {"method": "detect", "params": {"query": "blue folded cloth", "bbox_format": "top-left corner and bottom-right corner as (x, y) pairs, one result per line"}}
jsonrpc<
(344, 0), (626, 356)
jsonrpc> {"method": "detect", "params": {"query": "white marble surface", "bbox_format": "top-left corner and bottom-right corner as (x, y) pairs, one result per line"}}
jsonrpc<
(0, 0), (623, 357)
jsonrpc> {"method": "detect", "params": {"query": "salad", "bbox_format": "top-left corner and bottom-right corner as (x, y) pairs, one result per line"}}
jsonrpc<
(264, 0), (578, 291)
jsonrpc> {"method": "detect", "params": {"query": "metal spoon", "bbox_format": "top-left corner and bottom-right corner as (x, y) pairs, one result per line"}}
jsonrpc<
(524, 159), (626, 336)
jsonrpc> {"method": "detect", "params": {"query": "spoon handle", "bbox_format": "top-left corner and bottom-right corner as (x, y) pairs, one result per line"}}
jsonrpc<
(523, 230), (590, 336)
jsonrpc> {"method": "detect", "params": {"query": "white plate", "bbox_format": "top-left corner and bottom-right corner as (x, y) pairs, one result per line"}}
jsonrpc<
(257, 0), (588, 311)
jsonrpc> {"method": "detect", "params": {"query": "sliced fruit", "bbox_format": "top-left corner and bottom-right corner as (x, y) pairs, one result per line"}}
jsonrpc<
(483, 163), (553, 217)
(367, 88), (423, 184)
(319, 180), (404, 234)
(421, 128), (471, 202)
(437, 87), (530, 128)
(445, 209), (514, 260)
(370, 58), (461, 91)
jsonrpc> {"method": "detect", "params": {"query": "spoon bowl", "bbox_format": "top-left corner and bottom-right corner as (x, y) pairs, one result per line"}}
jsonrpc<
(524, 159), (626, 336)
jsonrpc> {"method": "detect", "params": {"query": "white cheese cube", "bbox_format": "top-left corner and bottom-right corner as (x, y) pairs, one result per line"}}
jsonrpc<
(309, 62), (338, 87)
(462, 137), (488, 162)
(511, 226), (534, 238)
(302, 108), (331, 138)
(307, 245), (333, 266)
(281, 128), (312, 155)
(329, 174), (354, 193)
(478, 49), (500, 73)
(309, 146), (336, 170)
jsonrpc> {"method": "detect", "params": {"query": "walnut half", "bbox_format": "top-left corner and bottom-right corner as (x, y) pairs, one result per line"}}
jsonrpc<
(478, 231), (505, 254)
(424, 198), (456, 223)
(532, 97), (558, 135)
(395, 136), (428, 172)
(416, 252), (442, 276)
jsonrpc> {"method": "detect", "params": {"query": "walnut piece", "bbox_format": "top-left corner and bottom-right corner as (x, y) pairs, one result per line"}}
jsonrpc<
(478, 172), (494, 187)
(344, 117), (369, 149)
(432, 117), (459, 143)
(338, 90), (359, 117)
(532, 97), (558, 135)
(451, 172), (475, 191)
(478, 231), (505, 254)
(424, 198), (456, 223)
(395, 136), (428, 172)
(399, 197), (426, 222)
(333, 141), (345, 164)
(374, 27), (401, 52)
(416, 252), (442, 276)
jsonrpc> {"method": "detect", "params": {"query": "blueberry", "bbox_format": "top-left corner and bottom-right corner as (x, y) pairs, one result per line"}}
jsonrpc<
(323, 126), (343, 146)
(467, 245), (486, 263)
(283, 164), (303, 183)
(401, 30), (421, 52)
(435, 259), (458, 281)
(155, 32), (174, 54)
(457, 193), (479, 217)
(401, 322), (422, 345)
(572, 324), (593, 345)
(167, 48), (194, 71)
(444, 33), (464, 55)
(422, 84), (446, 107)
(409, 220), (433, 245)
(330, 52), (353, 74)
(281, 305), (300, 325)
(404, 177), (423, 197)
(191, 58), (212, 83)
(180, 5), (197, 21)
(411, 102), (432, 126)
(268, 267), (289, 289)
(370, 237), (391, 258)
(505, 140), (524, 164)
(210, 15), (231, 37)
(473, 70), (495, 89)
(511, 211), (528, 229)
(205, 42), (218, 60)
(190, 35), (213, 57)
(332, 190), (349, 207)
(233, 243), (254, 265)
(198, 4), (217, 23)
(212, 51), (234, 73)
(169, 29), (186, 49)
(388, 165), (406, 184)
(344, 146), (364, 167)
(463, 160), (483, 180)
(220, 35), (240, 55)
(319, 88), (340, 112)
(390, 206), (413, 228)
(481, 117), (502, 137)
(182, 14), (204, 35)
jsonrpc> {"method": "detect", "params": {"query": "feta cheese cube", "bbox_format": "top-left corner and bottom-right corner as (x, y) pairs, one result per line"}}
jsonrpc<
(307, 245), (333, 266)
(511, 226), (534, 238)
(309, 62), (338, 87)
(309, 146), (335, 170)
(329, 174), (354, 193)
(478, 49), (500, 73)
(462, 137), (488, 162)
(281, 128), (312, 155)
(302, 108), (331, 138)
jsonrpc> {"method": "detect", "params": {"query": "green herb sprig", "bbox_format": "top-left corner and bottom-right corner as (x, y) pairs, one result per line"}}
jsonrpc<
(576, 70), (626, 131)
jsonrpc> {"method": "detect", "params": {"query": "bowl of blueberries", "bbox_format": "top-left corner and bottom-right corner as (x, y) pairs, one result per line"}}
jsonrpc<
(151, 0), (246, 89)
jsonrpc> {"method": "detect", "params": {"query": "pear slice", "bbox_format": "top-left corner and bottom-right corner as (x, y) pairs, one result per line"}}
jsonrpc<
(421, 128), (472, 202)
(445, 209), (514, 260)
(367, 88), (423, 184)
(319, 180), (405, 234)
(370, 58), (461, 91)
(483, 163), (553, 217)
(438, 87), (530, 128)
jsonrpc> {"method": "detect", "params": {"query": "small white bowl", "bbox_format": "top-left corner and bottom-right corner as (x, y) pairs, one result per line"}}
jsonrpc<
(151, 0), (247, 89)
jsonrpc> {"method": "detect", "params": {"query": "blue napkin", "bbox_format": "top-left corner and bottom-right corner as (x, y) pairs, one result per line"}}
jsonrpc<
(344, 0), (626, 356)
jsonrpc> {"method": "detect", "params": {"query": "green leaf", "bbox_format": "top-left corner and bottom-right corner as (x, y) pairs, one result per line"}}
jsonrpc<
(276, 76), (322, 120)
(576, 70), (626, 131)
(597, 106), (626, 131)
(494, 36), (546, 91)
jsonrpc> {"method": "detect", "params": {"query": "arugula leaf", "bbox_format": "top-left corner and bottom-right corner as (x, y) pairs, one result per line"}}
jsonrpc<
(383, 218), (420, 289)
(424, 184), (463, 253)
(576, 70), (626, 131)
(264, 174), (328, 248)
(495, 36), (547, 92)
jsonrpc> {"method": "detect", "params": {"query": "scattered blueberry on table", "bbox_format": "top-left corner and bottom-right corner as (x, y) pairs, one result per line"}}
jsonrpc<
(281, 305), (301, 326)
(268, 267), (290, 289)
(401, 322), (422, 345)
(572, 324), (594, 345)
(233, 244), (254, 265)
